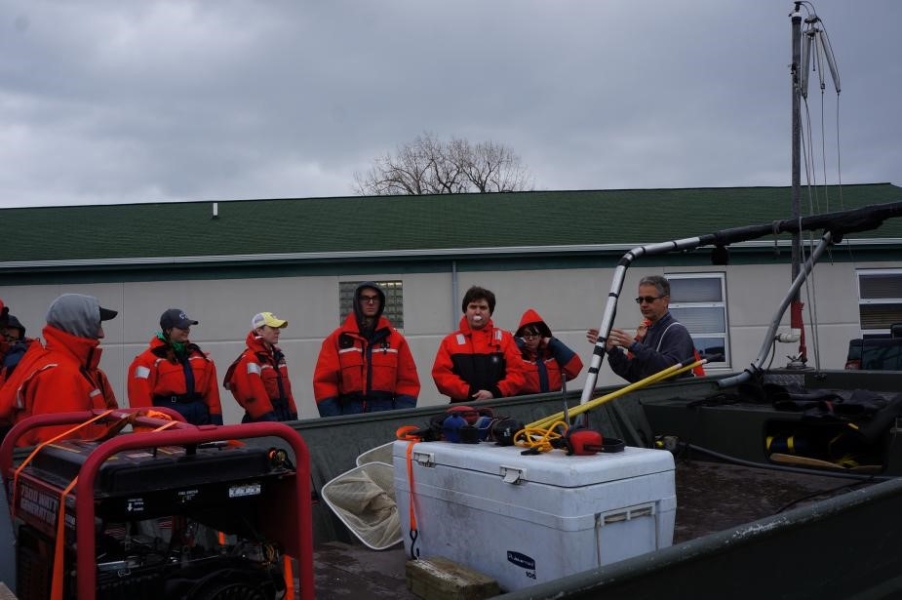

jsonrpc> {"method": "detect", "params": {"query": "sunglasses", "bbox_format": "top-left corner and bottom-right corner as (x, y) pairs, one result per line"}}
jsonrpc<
(360, 295), (380, 304)
(635, 296), (661, 304)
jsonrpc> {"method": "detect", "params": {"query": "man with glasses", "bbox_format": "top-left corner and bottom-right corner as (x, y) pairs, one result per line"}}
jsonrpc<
(314, 282), (420, 416)
(588, 275), (697, 383)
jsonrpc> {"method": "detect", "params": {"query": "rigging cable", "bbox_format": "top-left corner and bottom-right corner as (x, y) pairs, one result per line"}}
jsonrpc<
(797, 4), (842, 371)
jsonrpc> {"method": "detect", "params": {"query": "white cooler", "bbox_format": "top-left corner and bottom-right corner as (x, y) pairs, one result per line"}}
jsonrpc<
(393, 440), (676, 592)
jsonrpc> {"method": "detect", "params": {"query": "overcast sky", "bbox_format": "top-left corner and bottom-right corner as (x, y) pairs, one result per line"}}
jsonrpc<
(1, 0), (899, 208)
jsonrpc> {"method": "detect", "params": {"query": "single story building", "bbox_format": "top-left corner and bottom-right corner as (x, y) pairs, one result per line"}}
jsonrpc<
(1, 183), (900, 422)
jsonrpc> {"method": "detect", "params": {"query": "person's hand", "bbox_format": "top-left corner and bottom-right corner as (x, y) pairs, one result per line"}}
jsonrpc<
(608, 328), (634, 349)
(586, 328), (599, 344)
(471, 389), (494, 400)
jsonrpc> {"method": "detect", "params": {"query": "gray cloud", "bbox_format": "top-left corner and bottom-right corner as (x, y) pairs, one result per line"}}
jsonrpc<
(1, 0), (899, 208)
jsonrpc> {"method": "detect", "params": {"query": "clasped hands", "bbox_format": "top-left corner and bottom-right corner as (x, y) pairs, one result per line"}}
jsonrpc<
(585, 326), (643, 350)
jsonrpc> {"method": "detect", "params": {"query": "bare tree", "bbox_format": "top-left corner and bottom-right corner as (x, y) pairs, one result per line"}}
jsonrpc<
(354, 132), (533, 195)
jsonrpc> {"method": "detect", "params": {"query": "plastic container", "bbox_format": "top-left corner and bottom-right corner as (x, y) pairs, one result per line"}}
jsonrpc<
(393, 441), (676, 592)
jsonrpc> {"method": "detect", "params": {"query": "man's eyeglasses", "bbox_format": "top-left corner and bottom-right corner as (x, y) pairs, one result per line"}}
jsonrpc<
(360, 295), (380, 304)
(635, 296), (661, 304)
(521, 332), (540, 338)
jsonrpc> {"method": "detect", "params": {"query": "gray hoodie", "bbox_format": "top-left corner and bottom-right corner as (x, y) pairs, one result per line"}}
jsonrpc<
(46, 293), (117, 339)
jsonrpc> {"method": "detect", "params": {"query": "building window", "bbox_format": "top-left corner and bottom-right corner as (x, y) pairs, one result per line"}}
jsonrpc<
(857, 269), (902, 337)
(339, 280), (404, 329)
(666, 273), (728, 366)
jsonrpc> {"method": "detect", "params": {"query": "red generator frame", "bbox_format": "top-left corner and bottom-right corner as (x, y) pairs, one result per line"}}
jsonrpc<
(0, 409), (315, 600)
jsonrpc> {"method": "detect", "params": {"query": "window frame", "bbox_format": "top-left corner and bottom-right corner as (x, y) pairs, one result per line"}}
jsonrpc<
(665, 272), (730, 368)
(856, 268), (902, 338)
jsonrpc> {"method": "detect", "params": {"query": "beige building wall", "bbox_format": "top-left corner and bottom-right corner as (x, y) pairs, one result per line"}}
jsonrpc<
(0, 258), (880, 423)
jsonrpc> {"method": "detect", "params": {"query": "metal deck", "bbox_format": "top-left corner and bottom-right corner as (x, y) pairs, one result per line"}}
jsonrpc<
(309, 455), (879, 599)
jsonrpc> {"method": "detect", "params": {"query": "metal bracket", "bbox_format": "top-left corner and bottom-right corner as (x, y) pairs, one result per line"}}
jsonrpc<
(412, 451), (435, 467)
(500, 466), (525, 484)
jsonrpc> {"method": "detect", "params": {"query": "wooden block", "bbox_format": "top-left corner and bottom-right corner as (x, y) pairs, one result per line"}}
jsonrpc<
(406, 556), (501, 600)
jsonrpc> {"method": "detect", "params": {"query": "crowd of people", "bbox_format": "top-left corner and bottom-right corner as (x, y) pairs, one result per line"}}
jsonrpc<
(0, 278), (702, 445)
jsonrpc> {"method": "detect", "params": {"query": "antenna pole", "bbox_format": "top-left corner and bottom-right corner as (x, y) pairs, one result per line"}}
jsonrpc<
(789, 2), (808, 366)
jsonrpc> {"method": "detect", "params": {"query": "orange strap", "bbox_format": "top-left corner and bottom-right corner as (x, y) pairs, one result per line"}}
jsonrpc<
(88, 408), (177, 441)
(11, 410), (175, 599)
(405, 440), (421, 559)
(51, 475), (79, 600)
(396, 424), (428, 558)
(11, 410), (114, 519)
(282, 554), (296, 600)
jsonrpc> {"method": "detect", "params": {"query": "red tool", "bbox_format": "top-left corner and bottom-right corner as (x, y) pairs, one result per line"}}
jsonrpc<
(564, 429), (604, 455)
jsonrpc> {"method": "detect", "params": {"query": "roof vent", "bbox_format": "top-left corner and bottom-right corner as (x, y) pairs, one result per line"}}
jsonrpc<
(212, 202), (219, 219)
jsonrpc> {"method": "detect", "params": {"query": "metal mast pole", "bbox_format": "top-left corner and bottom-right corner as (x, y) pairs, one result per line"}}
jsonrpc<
(788, 3), (808, 366)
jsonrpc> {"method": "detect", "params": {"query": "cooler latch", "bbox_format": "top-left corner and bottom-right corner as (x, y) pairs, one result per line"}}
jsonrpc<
(500, 466), (525, 484)
(412, 451), (435, 467)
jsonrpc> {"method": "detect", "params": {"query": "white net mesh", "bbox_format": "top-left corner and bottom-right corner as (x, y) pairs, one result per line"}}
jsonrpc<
(321, 462), (401, 550)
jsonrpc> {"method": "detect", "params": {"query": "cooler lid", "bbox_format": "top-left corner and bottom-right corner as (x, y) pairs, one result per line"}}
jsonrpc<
(393, 441), (674, 488)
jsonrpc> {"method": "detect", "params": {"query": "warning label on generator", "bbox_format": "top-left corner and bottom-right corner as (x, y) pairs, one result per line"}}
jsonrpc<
(16, 480), (63, 537)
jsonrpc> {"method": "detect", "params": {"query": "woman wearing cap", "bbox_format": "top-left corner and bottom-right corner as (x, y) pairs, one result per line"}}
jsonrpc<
(515, 308), (584, 395)
(128, 308), (223, 426)
(223, 312), (298, 422)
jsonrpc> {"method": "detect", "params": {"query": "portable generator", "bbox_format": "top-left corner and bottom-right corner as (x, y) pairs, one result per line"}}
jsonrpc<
(0, 409), (314, 600)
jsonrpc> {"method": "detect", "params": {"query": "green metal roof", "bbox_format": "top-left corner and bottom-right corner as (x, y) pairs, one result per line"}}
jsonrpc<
(1, 184), (900, 263)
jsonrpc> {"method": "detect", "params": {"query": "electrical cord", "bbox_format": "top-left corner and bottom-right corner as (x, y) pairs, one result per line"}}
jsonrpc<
(675, 440), (892, 483)
(514, 421), (568, 453)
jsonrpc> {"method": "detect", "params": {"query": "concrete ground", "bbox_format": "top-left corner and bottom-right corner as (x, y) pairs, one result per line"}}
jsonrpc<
(313, 541), (418, 599)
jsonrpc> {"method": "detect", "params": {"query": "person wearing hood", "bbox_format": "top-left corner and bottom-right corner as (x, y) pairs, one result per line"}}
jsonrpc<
(515, 309), (584, 395)
(313, 282), (420, 417)
(224, 311), (298, 422)
(0, 294), (119, 446)
(1, 314), (33, 382)
(128, 308), (223, 425)
(432, 286), (525, 402)
(0, 299), (10, 368)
